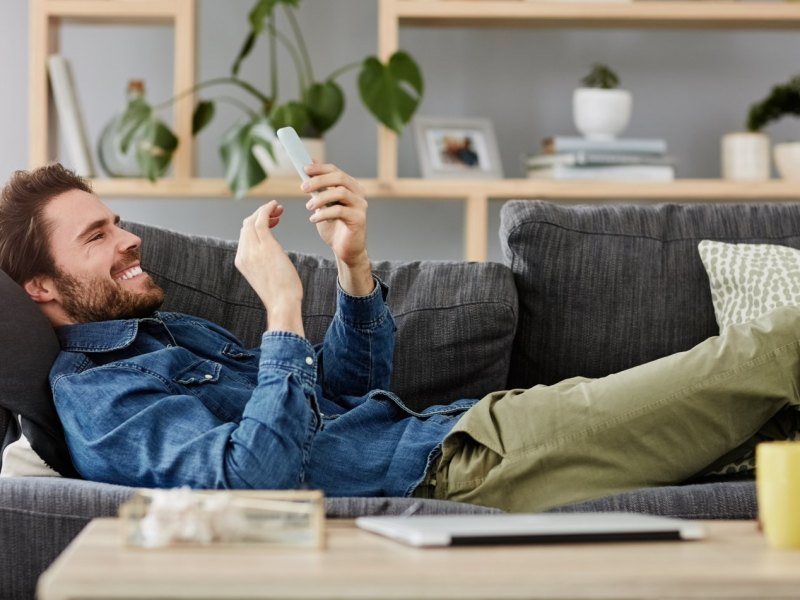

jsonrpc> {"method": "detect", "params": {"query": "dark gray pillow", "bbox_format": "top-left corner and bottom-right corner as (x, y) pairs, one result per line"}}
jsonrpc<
(0, 270), (78, 476)
(500, 200), (800, 389)
(125, 222), (518, 410)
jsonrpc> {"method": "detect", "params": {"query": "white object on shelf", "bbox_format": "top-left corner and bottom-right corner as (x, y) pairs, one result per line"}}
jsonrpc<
(721, 132), (770, 181)
(46, 54), (95, 177)
(252, 136), (325, 179)
(572, 88), (632, 141)
(773, 142), (800, 181)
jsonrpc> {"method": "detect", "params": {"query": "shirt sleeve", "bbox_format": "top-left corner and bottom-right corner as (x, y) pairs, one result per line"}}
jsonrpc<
(52, 332), (322, 490)
(318, 277), (397, 400)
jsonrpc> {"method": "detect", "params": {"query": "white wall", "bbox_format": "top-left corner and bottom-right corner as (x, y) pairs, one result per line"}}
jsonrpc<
(3, 1), (800, 262)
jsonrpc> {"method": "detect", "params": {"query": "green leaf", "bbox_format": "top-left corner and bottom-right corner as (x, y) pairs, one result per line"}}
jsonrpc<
(248, 0), (299, 33)
(116, 98), (152, 153)
(192, 100), (216, 134)
(231, 32), (257, 76)
(747, 74), (800, 131)
(135, 119), (179, 182)
(306, 81), (345, 136)
(219, 117), (275, 199)
(581, 63), (620, 89)
(358, 51), (423, 134)
(270, 101), (311, 135)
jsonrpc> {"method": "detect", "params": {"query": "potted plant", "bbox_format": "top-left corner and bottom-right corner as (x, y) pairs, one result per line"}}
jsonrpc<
(112, 0), (424, 197)
(572, 63), (632, 140)
(746, 75), (800, 180)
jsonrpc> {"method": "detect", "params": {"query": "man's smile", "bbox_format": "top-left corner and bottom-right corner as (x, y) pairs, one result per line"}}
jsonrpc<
(113, 264), (144, 282)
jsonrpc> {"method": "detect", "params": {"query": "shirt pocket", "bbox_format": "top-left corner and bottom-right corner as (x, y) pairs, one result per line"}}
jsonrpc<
(171, 358), (240, 422)
(173, 359), (221, 385)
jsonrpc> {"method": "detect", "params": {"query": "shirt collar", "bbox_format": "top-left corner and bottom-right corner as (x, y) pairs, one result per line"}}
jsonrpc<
(55, 312), (167, 353)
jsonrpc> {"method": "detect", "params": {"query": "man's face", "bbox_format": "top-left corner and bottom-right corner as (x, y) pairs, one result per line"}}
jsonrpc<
(41, 189), (164, 324)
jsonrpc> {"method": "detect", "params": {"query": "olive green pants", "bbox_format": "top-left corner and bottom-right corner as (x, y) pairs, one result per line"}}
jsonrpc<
(430, 305), (800, 512)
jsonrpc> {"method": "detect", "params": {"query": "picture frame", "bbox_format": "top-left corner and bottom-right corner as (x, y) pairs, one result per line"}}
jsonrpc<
(413, 116), (503, 179)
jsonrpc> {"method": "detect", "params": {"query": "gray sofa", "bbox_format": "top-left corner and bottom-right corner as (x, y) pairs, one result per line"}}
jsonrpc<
(4, 198), (798, 599)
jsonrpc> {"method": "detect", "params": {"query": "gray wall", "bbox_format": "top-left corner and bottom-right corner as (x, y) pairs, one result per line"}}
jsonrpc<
(3, 0), (800, 262)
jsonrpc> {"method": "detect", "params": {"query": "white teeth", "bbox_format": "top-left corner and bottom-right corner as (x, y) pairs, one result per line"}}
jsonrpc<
(115, 266), (143, 281)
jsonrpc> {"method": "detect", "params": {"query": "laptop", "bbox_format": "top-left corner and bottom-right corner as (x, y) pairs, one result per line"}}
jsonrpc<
(355, 512), (707, 547)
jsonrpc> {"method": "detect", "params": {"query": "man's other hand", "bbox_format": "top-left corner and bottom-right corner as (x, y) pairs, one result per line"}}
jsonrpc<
(235, 201), (304, 336)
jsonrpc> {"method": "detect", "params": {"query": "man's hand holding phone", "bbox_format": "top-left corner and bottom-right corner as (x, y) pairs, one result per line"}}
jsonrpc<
(277, 127), (374, 297)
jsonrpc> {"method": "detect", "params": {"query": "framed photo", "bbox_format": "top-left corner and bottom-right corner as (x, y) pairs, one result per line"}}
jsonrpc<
(413, 116), (503, 179)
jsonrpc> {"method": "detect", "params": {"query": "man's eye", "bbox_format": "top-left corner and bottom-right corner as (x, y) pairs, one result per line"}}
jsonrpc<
(89, 233), (105, 242)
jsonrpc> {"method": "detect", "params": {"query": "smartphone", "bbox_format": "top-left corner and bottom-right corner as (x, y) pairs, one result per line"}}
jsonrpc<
(276, 126), (318, 197)
(276, 126), (339, 207)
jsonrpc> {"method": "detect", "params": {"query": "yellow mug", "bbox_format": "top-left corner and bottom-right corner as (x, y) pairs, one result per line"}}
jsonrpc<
(756, 441), (800, 549)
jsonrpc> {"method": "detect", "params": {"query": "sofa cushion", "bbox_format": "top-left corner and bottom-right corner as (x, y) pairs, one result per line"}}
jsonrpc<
(501, 200), (800, 388)
(551, 480), (756, 520)
(699, 240), (800, 329)
(0, 270), (78, 477)
(125, 222), (517, 411)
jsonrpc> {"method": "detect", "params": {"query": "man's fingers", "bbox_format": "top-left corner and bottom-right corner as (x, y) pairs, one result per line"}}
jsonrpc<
(309, 202), (366, 226)
(302, 164), (364, 198)
(306, 187), (364, 213)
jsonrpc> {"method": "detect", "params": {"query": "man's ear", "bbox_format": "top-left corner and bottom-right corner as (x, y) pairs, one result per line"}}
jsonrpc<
(23, 276), (58, 304)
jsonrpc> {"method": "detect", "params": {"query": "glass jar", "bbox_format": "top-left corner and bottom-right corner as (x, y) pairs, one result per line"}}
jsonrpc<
(97, 80), (147, 177)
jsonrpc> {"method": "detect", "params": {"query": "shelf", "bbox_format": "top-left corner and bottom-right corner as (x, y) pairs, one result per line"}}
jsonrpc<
(90, 177), (800, 201)
(29, 0), (197, 179)
(32, 1), (800, 262)
(42, 0), (183, 23)
(392, 1), (800, 30)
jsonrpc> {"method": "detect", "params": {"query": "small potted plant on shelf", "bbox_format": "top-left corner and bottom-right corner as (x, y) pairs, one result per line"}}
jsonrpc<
(109, 0), (424, 197)
(746, 74), (800, 180)
(572, 63), (632, 140)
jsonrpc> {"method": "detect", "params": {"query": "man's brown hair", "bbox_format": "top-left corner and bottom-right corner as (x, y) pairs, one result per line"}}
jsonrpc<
(0, 163), (92, 284)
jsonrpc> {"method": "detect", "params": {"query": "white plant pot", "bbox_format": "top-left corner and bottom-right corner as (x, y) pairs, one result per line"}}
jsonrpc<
(720, 132), (770, 181)
(572, 88), (632, 140)
(773, 142), (800, 181)
(252, 137), (326, 177)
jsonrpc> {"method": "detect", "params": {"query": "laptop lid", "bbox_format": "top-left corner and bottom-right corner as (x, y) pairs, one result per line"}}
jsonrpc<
(355, 512), (707, 547)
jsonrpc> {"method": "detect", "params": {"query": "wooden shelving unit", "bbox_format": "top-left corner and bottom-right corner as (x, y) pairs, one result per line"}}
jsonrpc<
(28, 0), (196, 179)
(30, 0), (800, 261)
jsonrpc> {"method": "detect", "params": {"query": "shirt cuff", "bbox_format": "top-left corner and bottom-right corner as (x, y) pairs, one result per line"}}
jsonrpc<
(336, 276), (390, 328)
(259, 331), (318, 387)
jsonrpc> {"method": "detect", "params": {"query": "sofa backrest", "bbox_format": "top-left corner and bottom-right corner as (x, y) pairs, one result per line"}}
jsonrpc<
(501, 200), (800, 389)
(125, 222), (518, 411)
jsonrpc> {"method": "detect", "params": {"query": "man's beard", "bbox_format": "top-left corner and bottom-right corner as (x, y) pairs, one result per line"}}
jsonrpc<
(53, 253), (165, 323)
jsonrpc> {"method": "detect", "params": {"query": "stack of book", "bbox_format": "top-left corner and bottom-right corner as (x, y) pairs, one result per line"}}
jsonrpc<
(525, 136), (675, 182)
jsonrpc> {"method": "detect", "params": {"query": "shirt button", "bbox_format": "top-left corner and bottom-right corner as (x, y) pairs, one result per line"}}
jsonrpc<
(305, 356), (314, 366)
(204, 374), (214, 380)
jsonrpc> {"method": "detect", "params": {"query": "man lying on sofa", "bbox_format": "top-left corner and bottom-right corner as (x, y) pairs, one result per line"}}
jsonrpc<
(0, 162), (798, 513)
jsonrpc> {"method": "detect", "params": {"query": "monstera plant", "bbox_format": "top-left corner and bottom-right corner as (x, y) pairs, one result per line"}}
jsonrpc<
(115, 0), (424, 197)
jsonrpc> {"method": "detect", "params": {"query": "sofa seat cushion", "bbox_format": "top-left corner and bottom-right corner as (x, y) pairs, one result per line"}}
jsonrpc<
(551, 480), (756, 520)
(501, 200), (800, 389)
(126, 222), (518, 411)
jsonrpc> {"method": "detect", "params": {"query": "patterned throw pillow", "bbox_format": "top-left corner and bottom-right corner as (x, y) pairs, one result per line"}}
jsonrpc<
(697, 240), (800, 330)
(697, 240), (800, 478)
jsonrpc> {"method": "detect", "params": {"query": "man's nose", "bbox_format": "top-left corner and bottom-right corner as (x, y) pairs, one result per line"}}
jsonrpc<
(119, 229), (142, 252)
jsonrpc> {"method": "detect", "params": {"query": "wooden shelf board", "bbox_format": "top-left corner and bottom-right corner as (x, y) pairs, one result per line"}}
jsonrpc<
(44, 0), (180, 22)
(395, 1), (800, 29)
(89, 177), (800, 200)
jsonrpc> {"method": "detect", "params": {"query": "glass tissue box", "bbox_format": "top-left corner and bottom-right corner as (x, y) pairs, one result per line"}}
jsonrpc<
(119, 488), (325, 549)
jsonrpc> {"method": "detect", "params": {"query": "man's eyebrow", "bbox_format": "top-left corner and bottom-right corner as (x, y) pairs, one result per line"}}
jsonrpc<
(75, 214), (121, 242)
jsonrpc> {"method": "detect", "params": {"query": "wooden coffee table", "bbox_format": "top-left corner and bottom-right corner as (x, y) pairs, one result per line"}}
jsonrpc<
(37, 518), (800, 599)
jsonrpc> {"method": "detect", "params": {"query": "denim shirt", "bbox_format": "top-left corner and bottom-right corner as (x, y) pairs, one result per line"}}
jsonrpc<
(50, 281), (476, 497)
